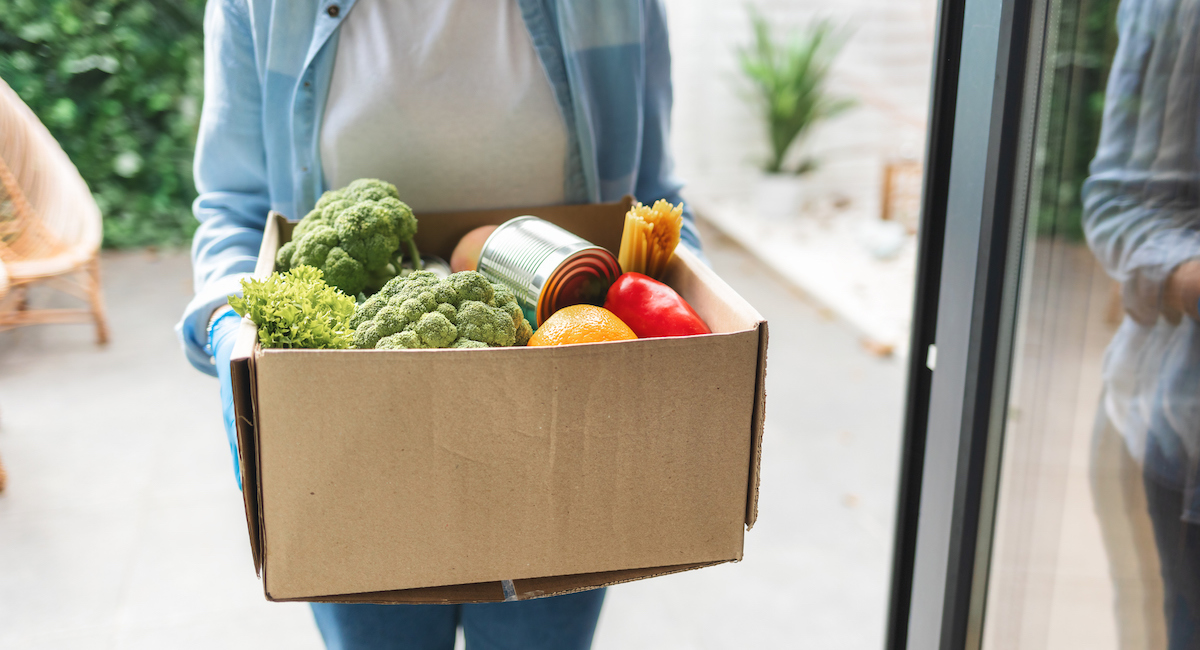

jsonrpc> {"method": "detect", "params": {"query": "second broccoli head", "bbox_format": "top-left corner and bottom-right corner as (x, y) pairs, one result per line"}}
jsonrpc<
(351, 270), (534, 349)
(275, 178), (420, 296)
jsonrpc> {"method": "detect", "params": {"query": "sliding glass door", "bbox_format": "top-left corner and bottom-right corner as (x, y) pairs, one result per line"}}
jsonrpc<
(890, 0), (1200, 647)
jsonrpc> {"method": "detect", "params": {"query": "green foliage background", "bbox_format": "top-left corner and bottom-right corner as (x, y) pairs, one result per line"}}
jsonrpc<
(1035, 0), (1121, 242)
(0, 0), (205, 248)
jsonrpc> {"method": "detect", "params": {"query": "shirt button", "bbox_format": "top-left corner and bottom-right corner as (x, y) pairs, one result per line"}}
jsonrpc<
(327, 4), (339, 17)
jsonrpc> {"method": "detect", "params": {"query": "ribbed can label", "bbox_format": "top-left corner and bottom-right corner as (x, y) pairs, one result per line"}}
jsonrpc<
(477, 216), (620, 326)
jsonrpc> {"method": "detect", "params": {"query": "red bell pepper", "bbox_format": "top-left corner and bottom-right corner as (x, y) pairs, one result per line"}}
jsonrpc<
(603, 272), (711, 338)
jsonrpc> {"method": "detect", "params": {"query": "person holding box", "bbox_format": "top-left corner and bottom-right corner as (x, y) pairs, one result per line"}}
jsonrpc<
(177, 1), (700, 648)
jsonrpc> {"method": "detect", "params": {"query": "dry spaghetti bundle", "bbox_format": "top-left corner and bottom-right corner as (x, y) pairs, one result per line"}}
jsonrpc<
(618, 199), (683, 279)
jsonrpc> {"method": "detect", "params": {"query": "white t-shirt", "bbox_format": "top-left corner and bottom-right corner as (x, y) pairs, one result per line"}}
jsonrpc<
(319, 0), (568, 212)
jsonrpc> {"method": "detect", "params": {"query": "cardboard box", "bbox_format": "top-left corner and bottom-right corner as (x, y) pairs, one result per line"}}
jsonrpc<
(229, 197), (768, 603)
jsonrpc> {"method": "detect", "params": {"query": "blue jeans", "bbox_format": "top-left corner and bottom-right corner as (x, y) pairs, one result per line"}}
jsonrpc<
(310, 588), (605, 650)
(1144, 472), (1200, 650)
(1145, 421), (1200, 650)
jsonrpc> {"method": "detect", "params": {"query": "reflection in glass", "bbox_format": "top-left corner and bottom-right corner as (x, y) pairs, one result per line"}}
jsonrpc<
(983, 0), (1200, 648)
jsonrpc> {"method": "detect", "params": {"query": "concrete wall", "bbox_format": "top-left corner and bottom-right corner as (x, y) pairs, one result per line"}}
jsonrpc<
(664, 0), (937, 218)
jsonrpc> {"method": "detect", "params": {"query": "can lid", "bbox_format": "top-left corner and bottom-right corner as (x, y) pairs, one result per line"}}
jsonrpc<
(477, 216), (619, 325)
(536, 247), (621, 324)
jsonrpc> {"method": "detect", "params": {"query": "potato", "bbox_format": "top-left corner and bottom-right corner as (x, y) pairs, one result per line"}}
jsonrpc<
(450, 225), (497, 273)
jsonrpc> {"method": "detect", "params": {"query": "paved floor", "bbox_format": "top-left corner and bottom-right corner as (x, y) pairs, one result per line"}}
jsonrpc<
(0, 223), (907, 649)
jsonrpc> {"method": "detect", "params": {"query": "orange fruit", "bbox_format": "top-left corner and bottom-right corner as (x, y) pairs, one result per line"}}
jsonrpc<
(527, 304), (638, 346)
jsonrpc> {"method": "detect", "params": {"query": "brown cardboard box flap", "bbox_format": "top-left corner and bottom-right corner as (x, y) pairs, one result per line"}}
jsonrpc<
(664, 246), (768, 528)
(229, 210), (283, 574)
(269, 561), (730, 604)
(229, 198), (768, 601)
(748, 319), (768, 529)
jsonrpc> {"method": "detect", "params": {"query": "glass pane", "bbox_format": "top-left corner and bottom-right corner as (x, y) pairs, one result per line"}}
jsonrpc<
(983, 0), (1200, 647)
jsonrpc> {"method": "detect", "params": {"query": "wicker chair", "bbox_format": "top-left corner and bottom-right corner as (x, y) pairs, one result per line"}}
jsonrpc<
(0, 76), (108, 344)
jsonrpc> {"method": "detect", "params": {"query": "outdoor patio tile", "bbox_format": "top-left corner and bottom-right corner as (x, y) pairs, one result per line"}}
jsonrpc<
(113, 605), (323, 650)
(0, 627), (117, 650)
(112, 492), (286, 630)
(0, 505), (140, 647)
(139, 397), (238, 509)
(0, 407), (159, 521)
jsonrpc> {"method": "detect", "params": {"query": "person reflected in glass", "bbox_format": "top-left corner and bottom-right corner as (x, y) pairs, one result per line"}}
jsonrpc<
(1084, 0), (1200, 646)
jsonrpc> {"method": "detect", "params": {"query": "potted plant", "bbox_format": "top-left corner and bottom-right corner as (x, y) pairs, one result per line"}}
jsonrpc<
(737, 9), (854, 219)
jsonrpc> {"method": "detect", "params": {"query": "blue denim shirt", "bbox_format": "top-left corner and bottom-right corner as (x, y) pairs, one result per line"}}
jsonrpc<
(177, 0), (700, 375)
(1083, 0), (1200, 520)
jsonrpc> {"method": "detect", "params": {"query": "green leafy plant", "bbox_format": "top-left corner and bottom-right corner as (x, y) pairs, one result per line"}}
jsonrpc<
(1033, 0), (1119, 242)
(737, 9), (854, 174)
(228, 266), (357, 349)
(0, 0), (205, 248)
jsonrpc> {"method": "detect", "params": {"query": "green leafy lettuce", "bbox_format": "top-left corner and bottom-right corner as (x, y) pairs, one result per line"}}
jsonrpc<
(228, 265), (355, 349)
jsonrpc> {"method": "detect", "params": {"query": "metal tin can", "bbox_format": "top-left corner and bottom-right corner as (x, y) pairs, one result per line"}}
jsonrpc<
(477, 216), (621, 326)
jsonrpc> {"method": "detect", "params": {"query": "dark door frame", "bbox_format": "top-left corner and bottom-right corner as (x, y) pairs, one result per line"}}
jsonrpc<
(886, 0), (1041, 646)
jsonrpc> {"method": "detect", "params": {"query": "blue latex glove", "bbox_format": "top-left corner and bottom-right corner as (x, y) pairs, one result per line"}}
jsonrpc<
(209, 308), (244, 489)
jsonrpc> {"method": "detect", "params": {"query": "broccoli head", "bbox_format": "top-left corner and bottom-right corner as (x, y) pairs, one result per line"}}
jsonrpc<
(351, 270), (534, 349)
(276, 178), (421, 296)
